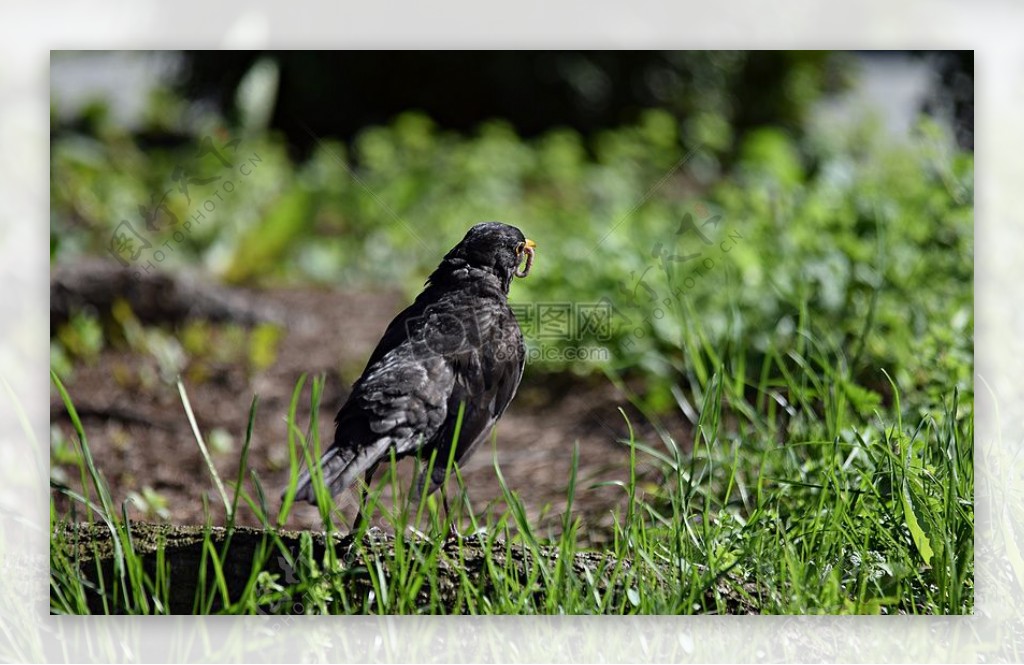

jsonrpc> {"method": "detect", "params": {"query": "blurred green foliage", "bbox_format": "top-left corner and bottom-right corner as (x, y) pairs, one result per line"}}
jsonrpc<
(54, 309), (105, 364)
(126, 485), (172, 521)
(51, 93), (972, 421)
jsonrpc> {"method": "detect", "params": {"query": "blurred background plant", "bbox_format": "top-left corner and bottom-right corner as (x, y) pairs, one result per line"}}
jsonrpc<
(50, 50), (972, 414)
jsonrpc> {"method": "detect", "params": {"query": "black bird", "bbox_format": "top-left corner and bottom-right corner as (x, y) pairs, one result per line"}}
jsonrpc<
(291, 222), (536, 521)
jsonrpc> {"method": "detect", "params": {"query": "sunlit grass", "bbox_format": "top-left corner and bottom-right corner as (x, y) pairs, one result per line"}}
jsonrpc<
(49, 306), (973, 615)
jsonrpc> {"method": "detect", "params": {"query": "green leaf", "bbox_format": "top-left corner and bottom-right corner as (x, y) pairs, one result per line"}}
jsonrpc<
(842, 380), (882, 414)
(223, 187), (312, 284)
(900, 481), (934, 566)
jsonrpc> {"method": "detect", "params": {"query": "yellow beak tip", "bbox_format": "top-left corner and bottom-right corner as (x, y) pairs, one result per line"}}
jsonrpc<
(525, 239), (537, 250)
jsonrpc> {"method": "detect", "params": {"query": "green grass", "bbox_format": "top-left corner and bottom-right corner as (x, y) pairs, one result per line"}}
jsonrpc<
(49, 298), (973, 615)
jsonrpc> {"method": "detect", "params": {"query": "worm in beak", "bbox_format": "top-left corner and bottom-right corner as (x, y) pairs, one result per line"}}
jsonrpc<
(514, 239), (536, 278)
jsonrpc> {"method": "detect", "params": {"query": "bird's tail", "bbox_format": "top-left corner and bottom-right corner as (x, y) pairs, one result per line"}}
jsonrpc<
(291, 447), (349, 505)
(289, 438), (394, 506)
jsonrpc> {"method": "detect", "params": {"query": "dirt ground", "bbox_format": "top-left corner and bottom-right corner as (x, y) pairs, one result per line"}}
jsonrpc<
(51, 281), (689, 548)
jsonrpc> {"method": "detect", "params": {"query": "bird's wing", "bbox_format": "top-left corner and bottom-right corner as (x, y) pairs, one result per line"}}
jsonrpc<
(414, 303), (526, 496)
(353, 348), (455, 458)
(297, 347), (454, 501)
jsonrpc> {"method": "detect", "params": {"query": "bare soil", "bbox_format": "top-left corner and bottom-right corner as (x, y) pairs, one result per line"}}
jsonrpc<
(51, 283), (689, 548)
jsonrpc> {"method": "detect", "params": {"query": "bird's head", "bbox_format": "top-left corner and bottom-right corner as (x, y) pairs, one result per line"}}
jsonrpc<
(432, 222), (536, 292)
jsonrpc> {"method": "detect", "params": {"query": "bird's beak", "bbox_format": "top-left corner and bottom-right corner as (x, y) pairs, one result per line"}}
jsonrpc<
(514, 239), (536, 279)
